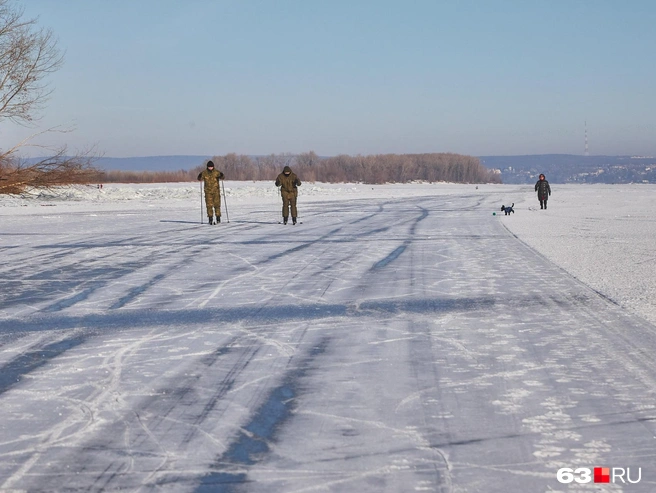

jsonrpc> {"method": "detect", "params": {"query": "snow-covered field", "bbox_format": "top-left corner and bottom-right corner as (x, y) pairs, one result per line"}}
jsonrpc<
(1, 181), (655, 492)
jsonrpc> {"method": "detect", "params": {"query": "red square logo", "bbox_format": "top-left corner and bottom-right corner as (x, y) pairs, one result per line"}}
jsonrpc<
(594, 467), (610, 483)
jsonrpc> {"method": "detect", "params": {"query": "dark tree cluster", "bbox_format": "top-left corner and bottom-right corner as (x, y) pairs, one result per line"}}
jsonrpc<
(96, 151), (500, 185)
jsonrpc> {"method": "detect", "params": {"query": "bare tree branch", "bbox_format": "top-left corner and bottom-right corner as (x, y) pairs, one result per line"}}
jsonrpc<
(0, 145), (99, 194)
(0, 0), (63, 125)
(0, 1), (97, 194)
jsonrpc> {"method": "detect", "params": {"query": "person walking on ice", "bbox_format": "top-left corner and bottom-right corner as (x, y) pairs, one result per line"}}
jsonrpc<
(198, 160), (225, 224)
(535, 173), (551, 209)
(275, 165), (301, 225)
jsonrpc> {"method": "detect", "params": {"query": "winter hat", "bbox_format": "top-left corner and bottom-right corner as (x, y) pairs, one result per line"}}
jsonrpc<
(283, 165), (291, 174)
(207, 161), (215, 168)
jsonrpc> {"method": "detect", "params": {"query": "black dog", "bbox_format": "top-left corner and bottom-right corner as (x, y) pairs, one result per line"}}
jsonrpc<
(501, 203), (514, 215)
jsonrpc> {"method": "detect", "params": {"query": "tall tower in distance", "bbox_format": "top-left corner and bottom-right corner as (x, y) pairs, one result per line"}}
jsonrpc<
(584, 121), (589, 156)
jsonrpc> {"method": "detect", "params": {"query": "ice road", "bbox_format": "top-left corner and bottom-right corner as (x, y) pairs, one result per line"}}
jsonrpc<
(1, 190), (655, 492)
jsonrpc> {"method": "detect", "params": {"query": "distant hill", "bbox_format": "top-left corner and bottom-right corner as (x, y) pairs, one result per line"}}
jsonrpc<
(94, 155), (209, 172)
(22, 153), (656, 184)
(21, 155), (210, 172)
(92, 154), (656, 184)
(479, 154), (656, 184)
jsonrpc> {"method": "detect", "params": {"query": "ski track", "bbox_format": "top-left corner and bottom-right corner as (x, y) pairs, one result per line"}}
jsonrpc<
(0, 192), (655, 492)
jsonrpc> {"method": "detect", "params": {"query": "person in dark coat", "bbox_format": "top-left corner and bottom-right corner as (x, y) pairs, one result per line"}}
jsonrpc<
(275, 165), (301, 224)
(534, 173), (551, 209)
(197, 161), (225, 224)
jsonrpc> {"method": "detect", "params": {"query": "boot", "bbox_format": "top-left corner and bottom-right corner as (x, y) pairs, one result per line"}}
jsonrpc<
(292, 217), (297, 225)
(544, 202), (547, 209)
(216, 216), (221, 223)
(283, 217), (288, 225)
(208, 216), (214, 225)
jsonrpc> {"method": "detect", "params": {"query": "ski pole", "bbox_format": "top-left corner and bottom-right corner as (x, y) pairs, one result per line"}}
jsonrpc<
(200, 181), (203, 224)
(277, 185), (282, 223)
(222, 180), (230, 223)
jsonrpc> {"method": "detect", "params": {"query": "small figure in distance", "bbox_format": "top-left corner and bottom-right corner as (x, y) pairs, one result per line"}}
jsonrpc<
(535, 173), (551, 210)
(275, 165), (301, 225)
(197, 160), (225, 224)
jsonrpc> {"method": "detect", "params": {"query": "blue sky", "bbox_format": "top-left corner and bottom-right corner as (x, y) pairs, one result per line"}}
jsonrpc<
(4, 0), (656, 158)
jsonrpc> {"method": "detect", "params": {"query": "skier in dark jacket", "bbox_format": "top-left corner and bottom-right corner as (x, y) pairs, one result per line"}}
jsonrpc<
(275, 166), (301, 224)
(534, 173), (551, 209)
(197, 160), (225, 224)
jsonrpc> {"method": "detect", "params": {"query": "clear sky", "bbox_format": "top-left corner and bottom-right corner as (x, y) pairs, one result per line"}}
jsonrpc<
(4, 0), (656, 158)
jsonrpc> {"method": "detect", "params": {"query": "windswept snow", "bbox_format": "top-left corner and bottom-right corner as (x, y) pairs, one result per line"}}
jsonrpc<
(0, 182), (655, 492)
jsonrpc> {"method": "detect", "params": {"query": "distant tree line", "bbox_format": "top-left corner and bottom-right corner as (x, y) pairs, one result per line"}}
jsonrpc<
(96, 152), (501, 184)
(94, 169), (193, 184)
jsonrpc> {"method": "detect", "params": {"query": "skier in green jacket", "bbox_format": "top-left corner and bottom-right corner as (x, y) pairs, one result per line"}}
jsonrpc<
(197, 161), (225, 224)
(275, 166), (301, 225)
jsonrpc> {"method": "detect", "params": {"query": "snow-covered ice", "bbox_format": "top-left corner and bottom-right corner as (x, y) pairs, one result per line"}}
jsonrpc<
(0, 181), (655, 492)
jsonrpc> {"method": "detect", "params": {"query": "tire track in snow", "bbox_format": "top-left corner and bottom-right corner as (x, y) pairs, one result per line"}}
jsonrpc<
(0, 335), (86, 396)
(190, 336), (331, 492)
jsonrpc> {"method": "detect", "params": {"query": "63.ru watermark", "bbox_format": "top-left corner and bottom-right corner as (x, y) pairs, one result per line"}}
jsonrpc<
(557, 467), (642, 484)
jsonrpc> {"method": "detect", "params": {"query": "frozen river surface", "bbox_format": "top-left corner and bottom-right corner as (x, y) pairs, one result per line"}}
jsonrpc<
(0, 184), (654, 492)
